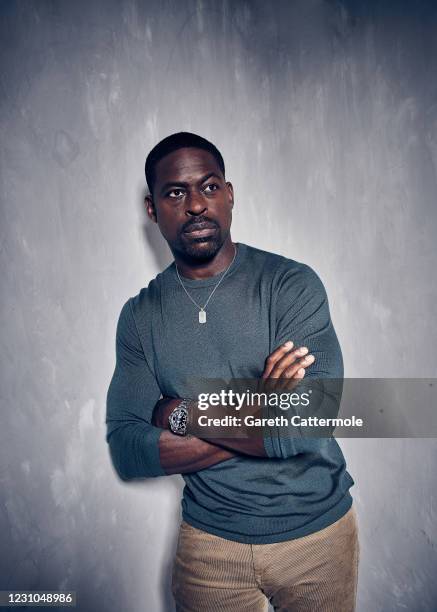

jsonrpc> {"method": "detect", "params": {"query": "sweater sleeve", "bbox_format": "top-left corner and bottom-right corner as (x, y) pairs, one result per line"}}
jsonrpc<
(263, 262), (344, 459)
(105, 299), (166, 480)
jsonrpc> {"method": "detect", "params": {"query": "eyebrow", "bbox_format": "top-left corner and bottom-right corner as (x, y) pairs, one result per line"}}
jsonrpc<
(159, 172), (222, 196)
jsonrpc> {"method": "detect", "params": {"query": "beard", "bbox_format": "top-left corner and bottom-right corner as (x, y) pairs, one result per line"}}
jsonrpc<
(173, 214), (230, 262)
(177, 232), (224, 261)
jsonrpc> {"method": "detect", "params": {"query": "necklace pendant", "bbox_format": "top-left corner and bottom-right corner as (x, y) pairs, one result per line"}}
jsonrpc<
(199, 309), (206, 324)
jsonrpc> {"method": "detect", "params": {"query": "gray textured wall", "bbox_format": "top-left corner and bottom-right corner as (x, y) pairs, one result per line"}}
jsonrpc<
(1, 1), (437, 610)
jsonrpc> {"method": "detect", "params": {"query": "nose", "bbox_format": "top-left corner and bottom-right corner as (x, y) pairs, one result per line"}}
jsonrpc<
(185, 191), (207, 216)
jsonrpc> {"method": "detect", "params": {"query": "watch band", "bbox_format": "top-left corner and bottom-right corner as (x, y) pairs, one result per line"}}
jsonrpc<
(168, 399), (190, 436)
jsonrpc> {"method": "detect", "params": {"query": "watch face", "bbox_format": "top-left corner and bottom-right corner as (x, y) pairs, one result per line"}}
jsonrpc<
(178, 412), (188, 427)
(170, 406), (188, 434)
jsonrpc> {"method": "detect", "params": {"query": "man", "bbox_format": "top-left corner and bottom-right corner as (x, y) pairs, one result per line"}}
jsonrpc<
(106, 132), (359, 611)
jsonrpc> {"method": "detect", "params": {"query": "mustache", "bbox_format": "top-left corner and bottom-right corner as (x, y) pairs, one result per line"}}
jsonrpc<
(182, 217), (219, 233)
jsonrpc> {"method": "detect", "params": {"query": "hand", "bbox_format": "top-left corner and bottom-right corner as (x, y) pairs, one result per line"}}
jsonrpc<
(260, 340), (315, 392)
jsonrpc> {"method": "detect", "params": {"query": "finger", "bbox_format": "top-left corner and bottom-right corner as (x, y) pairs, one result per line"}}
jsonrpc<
(261, 346), (308, 394)
(262, 341), (294, 379)
(269, 346), (309, 378)
(273, 353), (314, 392)
(283, 354), (315, 379)
(275, 366), (306, 392)
(261, 358), (310, 394)
(276, 357), (313, 391)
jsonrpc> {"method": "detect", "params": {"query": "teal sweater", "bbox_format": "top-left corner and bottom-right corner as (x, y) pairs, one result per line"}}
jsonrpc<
(106, 242), (354, 543)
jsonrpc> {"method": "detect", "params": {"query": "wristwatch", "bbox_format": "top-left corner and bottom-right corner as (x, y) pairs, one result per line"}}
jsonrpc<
(168, 399), (190, 436)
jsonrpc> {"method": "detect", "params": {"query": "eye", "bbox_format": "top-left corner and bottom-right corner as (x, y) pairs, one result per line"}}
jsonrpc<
(203, 183), (219, 194)
(167, 189), (185, 199)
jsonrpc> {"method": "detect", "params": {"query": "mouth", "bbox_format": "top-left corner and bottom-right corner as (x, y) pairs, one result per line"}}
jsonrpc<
(183, 222), (218, 238)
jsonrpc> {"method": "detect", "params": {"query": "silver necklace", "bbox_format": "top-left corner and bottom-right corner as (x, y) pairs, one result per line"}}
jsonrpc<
(175, 244), (238, 324)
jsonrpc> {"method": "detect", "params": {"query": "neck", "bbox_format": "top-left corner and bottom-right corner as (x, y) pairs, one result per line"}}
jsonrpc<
(174, 238), (236, 280)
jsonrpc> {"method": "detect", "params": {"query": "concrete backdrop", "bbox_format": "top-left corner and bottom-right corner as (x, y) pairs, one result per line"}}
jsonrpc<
(1, 0), (437, 610)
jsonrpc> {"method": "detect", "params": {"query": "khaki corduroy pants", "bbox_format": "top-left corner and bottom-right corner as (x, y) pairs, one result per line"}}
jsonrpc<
(171, 505), (359, 612)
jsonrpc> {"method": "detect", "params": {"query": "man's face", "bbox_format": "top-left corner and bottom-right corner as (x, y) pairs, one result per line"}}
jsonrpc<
(146, 147), (234, 260)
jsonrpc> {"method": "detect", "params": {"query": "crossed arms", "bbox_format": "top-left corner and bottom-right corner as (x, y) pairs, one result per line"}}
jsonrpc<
(151, 341), (314, 473)
(105, 264), (343, 480)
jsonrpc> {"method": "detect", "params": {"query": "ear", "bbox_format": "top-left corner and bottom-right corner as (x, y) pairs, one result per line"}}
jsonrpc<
(226, 182), (234, 208)
(145, 194), (157, 223)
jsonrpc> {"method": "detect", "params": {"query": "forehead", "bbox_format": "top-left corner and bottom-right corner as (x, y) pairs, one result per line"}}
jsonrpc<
(154, 147), (222, 186)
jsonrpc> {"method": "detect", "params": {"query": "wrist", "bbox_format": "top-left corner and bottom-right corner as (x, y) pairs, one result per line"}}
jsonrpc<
(168, 398), (198, 436)
(185, 399), (198, 435)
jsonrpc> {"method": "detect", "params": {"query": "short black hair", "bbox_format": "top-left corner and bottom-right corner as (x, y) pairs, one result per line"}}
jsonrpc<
(145, 132), (225, 196)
